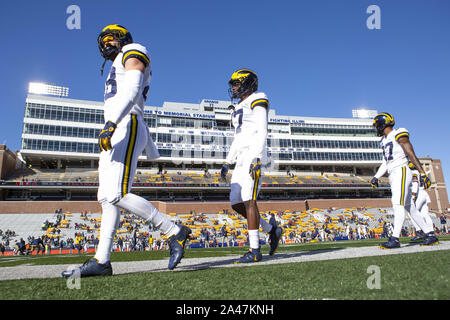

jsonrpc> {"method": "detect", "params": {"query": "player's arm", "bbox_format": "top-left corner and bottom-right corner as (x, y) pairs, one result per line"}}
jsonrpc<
(221, 126), (242, 181)
(374, 159), (387, 179)
(99, 54), (148, 151)
(370, 159), (387, 188)
(248, 104), (268, 160)
(105, 57), (146, 125)
(397, 135), (431, 189)
(221, 139), (238, 181)
(224, 137), (239, 166)
(397, 136), (424, 173)
(247, 105), (268, 179)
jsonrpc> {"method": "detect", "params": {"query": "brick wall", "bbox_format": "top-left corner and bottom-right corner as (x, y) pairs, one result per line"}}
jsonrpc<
(0, 145), (17, 180)
(0, 198), (392, 214)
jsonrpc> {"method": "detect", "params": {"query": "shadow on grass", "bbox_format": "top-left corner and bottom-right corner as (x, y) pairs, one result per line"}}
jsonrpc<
(171, 247), (346, 272)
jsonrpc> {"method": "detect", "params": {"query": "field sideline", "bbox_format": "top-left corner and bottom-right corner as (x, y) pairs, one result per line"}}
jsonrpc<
(0, 237), (449, 300)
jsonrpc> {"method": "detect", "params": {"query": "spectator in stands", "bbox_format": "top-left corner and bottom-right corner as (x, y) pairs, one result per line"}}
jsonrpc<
(203, 229), (210, 248)
(31, 237), (44, 255)
(118, 237), (124, 252)
(440, 215), (448, 234)
(220, 225), (228, 247)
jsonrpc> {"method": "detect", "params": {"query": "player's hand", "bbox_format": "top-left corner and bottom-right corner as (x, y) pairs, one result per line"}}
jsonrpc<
(221, 163), (230, 182)
(370, 177), (379, 188)
(98, 121), (117, 152)
(420, 173), (431, 189)
(249, 158), (262, 180)
(412, 193), (417, 204)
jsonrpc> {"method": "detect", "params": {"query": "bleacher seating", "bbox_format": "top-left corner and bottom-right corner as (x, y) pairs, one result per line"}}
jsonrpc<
(4, 167), (386, 188)
(0, 206), (445, 254)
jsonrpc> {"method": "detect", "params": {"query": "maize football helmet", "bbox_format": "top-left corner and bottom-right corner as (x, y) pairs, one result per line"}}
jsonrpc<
(228, 69), (258, 100)
(373, 113), (395, 137)
(97, 24), (133, 61)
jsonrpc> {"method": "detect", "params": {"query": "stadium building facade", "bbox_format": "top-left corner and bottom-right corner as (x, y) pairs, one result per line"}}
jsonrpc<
(0, 92), (447, 214)
(20, 93), (383, 172)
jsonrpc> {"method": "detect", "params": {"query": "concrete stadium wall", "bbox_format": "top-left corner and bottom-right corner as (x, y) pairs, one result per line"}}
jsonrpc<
(0, 198), (392, 214)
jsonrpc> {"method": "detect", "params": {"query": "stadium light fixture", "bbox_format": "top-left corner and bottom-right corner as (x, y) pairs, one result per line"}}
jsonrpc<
(352, 109), (378, 119)
(28, 82), (69, 97)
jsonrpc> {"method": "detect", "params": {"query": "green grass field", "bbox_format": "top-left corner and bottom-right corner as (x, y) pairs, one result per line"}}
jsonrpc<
(1, 237), (449, 300)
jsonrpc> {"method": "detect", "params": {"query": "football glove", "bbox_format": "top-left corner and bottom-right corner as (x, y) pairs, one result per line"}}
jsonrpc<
(221, 163), (230, 182)
(420, 173), (431, 189)
(249, 158), (262, 180)
(370, 177), (379, 188)
(98, 121), (117, 152)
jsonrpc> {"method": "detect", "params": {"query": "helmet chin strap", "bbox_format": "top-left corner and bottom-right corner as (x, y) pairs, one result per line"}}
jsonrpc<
(100, 59), (107, 76)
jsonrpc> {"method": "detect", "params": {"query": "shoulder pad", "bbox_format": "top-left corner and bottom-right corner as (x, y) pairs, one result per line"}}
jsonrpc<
(250, 92), (269, 110)
(394, 128), (409, 141)
(121, 43), (150, 68)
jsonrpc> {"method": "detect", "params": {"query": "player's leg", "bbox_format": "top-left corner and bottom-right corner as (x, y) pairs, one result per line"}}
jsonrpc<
(94, 200), (121, 264)
(234, 157), (265, 263)
(408, 207), (426, 241)
(231, 201), (273, 234)
(230, 157), (259, 262)
(116, 194), (179, 237)
(379, 167), (406, 249)
(231, 202), (247, 218)
(101, 116), (179, 236)
(415, 191), (434, 231)
(244, 199), (260, 249)
(414, 191), (439, 246)
(115, 116), (190, 267)
(405, 197), (433, 235)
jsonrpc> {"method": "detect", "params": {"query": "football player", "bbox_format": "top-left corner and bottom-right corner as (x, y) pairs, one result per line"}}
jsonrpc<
(220, 69), (282, 263)
(408, 161), (437, 243)
(62, 25), (191, 278)
(370, 113), (438, 248)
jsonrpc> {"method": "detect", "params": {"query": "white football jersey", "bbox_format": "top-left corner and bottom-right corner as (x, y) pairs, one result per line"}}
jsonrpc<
(103, 43), (152, 120)
(379, 128), (410, 173)
(230, 91), (269, 159)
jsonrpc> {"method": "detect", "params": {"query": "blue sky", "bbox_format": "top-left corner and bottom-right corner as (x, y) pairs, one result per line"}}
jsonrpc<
(1, 0), (450, 188)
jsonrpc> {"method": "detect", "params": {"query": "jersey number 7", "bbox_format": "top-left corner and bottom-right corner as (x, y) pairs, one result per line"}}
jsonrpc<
(382, 141), (393, 161)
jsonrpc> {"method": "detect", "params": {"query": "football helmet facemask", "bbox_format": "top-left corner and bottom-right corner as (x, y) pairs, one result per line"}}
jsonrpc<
(97, 24), (133, 75)
(228, 69), (258, 100)
(97, 24), (133, 60)
(372, 113), (395, 137)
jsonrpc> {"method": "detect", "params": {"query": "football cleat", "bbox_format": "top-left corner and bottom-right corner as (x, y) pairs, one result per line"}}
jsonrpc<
(372, 113), (395, 137)
(268, 222), (282, 256)
(234, 248), (262, 264)
(378, 236), (400, 249)
(420, 233), (439, 246)
(410, 230), (426, 242)
(168, 225), (192, 270)
(61, 258), (112, 278)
